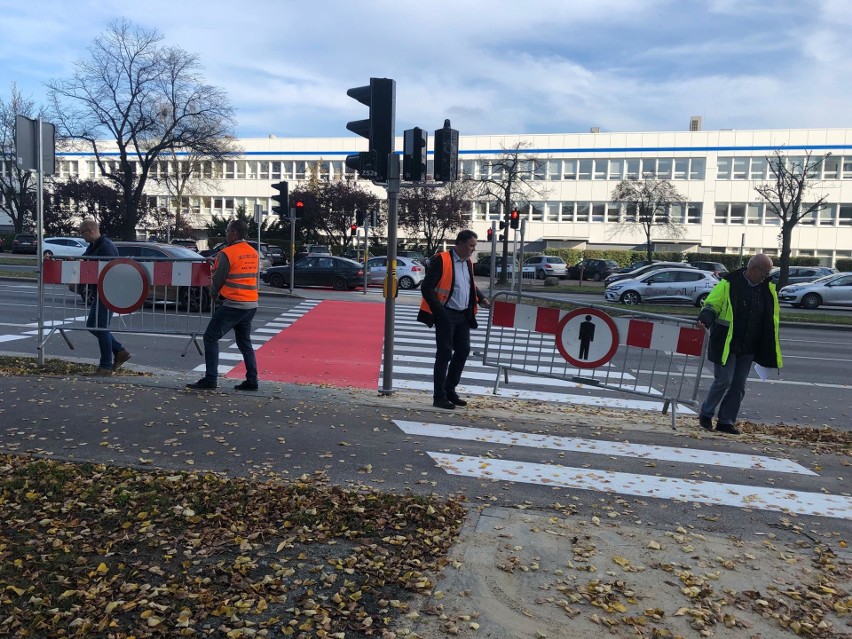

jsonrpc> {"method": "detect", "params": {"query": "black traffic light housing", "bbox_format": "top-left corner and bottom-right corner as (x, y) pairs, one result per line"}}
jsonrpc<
(294, 199), (305, 217)
(433, 119), (459, 181)
(403, 127), (427, 181)
(345, 78), (396, 182)
(271, 181), (289, 218)
(355, 210), (365, 227)
(350, 224), (358, 237)
(510, 209), (520, 230)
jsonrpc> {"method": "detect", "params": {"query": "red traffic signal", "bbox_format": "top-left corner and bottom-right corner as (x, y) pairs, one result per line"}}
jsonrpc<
(486, 228), (493, 242)
(510, 209), (520, 229)
(294, 199), (305, 217)
(350, 224), (358, 237)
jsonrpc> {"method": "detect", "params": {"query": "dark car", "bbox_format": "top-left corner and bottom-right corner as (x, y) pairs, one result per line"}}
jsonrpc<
(0, 236), (4, 252)
(266, 245), (286, 266)
(473, 255), (518, 277)
(202, 241), (273, 272)
(170, 238), (199, 252)
(295, 244), (332, 260)
(604, 261), (694, 287)
(688, 261), (729, 277)
(769, 266), (837, 286)
(262, 255), (367, 290)
(618, 259), (660, 273)
(566, 259), (619, 281)
(12, 233), (37, 254)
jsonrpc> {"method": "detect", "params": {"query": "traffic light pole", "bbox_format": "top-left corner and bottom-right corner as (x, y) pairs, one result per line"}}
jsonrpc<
(379, 154), (400, 396)
(362, 216), (370, 295)
(288, 208), (296, 294)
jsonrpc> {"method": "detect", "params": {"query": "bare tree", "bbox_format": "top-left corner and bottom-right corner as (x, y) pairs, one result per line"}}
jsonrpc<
(754, 150), (830, 290)
(471, 142), (545, 285)
(292, 180), (379, 253)
(610, 176), (687, 261)
(47, 19), (236, 240)
(0, 83), (47, 233)
(398, 180), (474, 257)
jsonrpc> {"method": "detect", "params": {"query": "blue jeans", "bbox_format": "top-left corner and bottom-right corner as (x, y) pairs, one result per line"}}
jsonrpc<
(433, 309), (471, 401)
(86, 299), (124, 369)
(202, 305), (257, 383)
(700, 352), (754, 425)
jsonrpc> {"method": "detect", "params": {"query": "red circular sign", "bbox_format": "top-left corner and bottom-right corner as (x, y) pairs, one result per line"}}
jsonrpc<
(97, 258), (150, 314)
(555, 307), (620, 369)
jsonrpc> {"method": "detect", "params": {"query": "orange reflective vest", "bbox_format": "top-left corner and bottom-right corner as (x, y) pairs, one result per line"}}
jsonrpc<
(216, 241), (259, 302)
(419, 251), (479, 318)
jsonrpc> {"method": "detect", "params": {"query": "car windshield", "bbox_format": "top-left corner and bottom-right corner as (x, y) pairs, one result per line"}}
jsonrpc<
(546, 257), (566, 264)
(168, 246), (204, 259)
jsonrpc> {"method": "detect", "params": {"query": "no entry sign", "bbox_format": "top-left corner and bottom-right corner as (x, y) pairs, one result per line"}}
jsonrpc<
(97, 258), (149, 314)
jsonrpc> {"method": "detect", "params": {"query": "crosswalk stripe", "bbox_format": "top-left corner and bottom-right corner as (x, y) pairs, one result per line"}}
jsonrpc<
(0, 335), (28, 343)
(427, 453), (851, 520)
(393, 420), (816, 475)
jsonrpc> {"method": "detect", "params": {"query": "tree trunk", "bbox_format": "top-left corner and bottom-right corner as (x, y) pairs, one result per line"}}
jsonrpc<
(777, 224), (794, 290)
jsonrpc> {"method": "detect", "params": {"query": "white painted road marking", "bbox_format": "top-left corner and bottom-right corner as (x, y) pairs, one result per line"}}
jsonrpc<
(393, 420), (817, 476)
(428, 453), (852, 520)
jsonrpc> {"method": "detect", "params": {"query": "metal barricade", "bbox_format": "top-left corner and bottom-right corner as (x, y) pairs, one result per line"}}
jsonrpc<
(39, 256), (213, 357)
(482, 291), (708, 429)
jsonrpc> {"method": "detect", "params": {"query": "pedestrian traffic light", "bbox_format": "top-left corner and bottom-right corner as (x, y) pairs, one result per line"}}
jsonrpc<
(510, 209), (520, 229)
(355, 210), (365, 226)
(433, 119), (459, 182)
(350, 223), (358, 237)
(499, 221), (506, 230)
(294, 199), (304, 217)
(345, 77), (396, 182)
(403, 127), (427, 181)
(486, 228), (493, 242)
(271, 181), (288, 219)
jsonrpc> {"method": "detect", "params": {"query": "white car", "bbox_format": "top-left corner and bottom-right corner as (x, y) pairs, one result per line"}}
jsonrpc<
(367, 256), (425, 290)
(43, 237), (88, 258)
(777, 272), (852, 309)
(605, 267), (718, 306)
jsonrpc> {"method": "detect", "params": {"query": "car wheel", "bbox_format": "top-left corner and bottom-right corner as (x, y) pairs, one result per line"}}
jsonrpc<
(535, 269), (545, 280)
(399, 275), (415, 289)
(695, 293), (709, 307)
(592, 272), (602, 282)
(268, 273), (285, 288)
(620, 291), (641, 305)
(332, 276), (347, 291)
(801, 293), (821, 310)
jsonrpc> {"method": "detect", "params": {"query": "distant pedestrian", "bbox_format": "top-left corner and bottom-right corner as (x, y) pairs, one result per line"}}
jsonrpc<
(187, 220), (259, 391)
(418, 230), (490, 409)
(79, 219), (131, 376)
(696, 254), (782, 434)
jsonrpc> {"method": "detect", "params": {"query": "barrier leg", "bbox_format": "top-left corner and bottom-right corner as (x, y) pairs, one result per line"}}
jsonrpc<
(493, 367), (503, 394)
(58, 328), (75, 350)
(182, 335), (203, 357)
(670, 401), (677, 430)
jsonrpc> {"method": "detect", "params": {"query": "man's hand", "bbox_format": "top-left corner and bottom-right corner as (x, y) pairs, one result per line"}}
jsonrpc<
(479, 297), (491, 309)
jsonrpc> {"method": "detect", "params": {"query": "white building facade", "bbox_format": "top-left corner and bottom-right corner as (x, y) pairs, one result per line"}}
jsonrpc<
(50, 127), (852, 265)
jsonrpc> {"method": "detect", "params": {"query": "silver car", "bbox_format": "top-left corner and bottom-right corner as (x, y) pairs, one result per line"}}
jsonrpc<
(605, 267), (718, 306)
(367, 256), (425, 290)
(777, 272), (852, 309)
(523, 255), (568, 279)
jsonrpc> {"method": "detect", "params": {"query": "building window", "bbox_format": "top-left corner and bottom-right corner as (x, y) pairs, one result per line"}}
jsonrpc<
(750, 158), (767, 180)
(626, 159), (640, 179)
(669, 202), (685, 223)
(606, 203), (622, 223)
(733, 158), (749, 180)
(729, 204), (746, 224)
(817, 204), (837, 225)
(473, 201), (487, 221)
(545, 201), (561, 222)
(674, 158), (688, 180)
(578, 159), (593, 180)
(561, 201), (575, 222)
(657, 158), (672, 179)
(687, 203), (702, 224)
(839, 205), (852, 226)
(594, 159), (608, 180)
(546, 160), (561, 181)
(592, 203), (605, 222)
(461, 160), (476, 178)
(530, 202), (544, 221)
(689, 158), (705, 180)
(576, 202), (590, 222)
(641, 158), (657, 177)
(717, 157), (731, 179)
(715, 203), (728, 224)
(823, 156), (840, 179)
(562, 159), (576, 180)
(607, 159), (623, 180)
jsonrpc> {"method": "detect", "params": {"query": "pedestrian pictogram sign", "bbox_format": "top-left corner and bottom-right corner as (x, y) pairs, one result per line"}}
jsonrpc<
(555, 307), (619, 369)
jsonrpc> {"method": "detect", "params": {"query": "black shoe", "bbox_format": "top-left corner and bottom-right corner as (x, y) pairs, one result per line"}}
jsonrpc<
(716, 422), (741, 435)
(432, 398), (456, 410)
(234, 381), (259, 391)
(447, 394), (467, 407)
(186, 378), (217, 390)
(698, 414), (714, 431)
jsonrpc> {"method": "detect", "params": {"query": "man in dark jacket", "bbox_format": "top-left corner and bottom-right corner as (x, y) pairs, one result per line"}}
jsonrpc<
(695, 254), (782, 434)
(79, 219), (131, 375)
(418, 231), (490, 409)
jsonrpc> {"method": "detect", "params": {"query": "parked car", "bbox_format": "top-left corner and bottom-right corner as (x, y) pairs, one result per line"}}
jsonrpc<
(397, 250), (426, 261)
(367, 256), (425, 289)
(523, 255), (568, 279)
(262, 255), (367, 290)
(295, 244), (332, 260)
(11, 233), (37, 254)
(604, 261), (694, 286)
(202, 241), (272, 273)
(777, 272), (852, 309)
(266, 245), (286, 266)
(43, 237), (88, 258)
(770, 266), (838, 286)
(618, 259), (660, 273)
(473, 255), (519, 277)
(566, 259), (619, 281)
(170, 238), (200, 252)
(0, 236), (4, 252)
(604, 267), (717, 306)
(688, 261), (729, 277)
(342, 249), (373, 262)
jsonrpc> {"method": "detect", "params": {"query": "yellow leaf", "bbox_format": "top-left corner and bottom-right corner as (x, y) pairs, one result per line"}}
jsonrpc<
(5, 585), (25, 596)
(612, 556), (631, 567)
(96, 563), (109, 574)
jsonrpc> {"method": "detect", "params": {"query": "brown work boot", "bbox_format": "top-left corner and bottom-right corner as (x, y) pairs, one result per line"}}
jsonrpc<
(112, 350), (131, 372)
(94, 368), (113, 376)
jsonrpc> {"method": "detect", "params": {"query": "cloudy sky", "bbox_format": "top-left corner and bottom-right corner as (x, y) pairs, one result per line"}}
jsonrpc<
(1, 0), (850, 139)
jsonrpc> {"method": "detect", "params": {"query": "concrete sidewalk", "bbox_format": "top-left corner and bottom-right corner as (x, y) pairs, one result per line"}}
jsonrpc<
(0, 370), (848, 639)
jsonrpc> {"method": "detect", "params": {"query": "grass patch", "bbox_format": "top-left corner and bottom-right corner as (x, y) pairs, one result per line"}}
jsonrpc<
(0, 454), (466, 637)
(0, 269), (35, 279)
(0, 355), (147, 377)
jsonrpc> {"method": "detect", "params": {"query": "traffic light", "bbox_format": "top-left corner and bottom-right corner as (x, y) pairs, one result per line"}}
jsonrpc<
(350, 224), (358, 237)
(294, 199), (305, 217)
(486, 228), (493, 242)
(271, 181), (288, 218)
(433, 119), (459, 182)
(345, 77), (396, 182)
(510, 209), (520, 230)
(355, 210), (365, 226)
(499, 221), (506, 230)
(403, 127), (427, 181)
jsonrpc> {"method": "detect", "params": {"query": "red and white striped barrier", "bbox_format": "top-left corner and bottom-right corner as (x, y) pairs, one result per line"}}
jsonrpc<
(42, 258), (210, 288)
(491, 299), (704, 357)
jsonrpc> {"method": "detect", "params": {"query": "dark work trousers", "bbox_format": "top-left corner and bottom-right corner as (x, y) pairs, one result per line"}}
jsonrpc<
(202, 305), (258, 384)
(699, 352), (755, 425)
(86, 298), (124, 370)
(433, 308), (471, 401)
